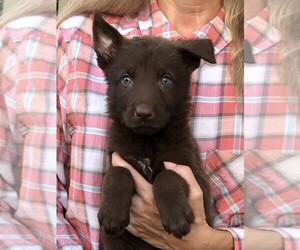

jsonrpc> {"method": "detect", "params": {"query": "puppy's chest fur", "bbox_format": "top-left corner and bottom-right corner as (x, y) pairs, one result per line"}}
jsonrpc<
(125, 156), (153, 181)
(111, 131), (156, 182)
(108, 123), (193, 183)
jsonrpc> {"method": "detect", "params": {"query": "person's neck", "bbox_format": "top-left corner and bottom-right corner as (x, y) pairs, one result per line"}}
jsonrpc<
(157, 0), (222, 36)
(244, 0), (266, 21)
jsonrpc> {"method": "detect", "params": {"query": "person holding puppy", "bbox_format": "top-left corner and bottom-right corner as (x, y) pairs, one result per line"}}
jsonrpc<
(57, 0), (243, 249)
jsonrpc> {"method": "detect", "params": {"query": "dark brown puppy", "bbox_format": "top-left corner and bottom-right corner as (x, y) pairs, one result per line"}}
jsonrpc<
(93, 12), (216, 250)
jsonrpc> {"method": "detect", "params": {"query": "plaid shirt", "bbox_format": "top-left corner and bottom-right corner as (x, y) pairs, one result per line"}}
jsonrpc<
(244, 8), (300, 249)
(244, 9), (300, 151)
(245, 151), (300, 250)
(0, 16), (56, 249)
(57, 1), (244, 249)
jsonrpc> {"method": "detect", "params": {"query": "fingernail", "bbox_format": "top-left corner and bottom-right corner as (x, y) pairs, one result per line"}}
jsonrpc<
(112, 152), (119, 158)
(164, 161), (177, 168)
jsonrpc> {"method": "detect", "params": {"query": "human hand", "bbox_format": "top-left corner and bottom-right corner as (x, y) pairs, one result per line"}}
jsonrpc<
(112, 153), (234, 250)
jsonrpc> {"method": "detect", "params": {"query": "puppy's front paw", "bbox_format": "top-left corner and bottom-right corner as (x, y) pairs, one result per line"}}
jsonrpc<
(160, 202), (195, 239)
(98, 205), (129, 236)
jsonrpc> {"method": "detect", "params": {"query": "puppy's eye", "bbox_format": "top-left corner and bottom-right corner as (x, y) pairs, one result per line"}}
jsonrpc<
(121, 74), (132, 86)
(160, 74), (173, 87)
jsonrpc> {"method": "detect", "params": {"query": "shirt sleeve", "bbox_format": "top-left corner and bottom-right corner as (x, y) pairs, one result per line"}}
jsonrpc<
(245, 151), (300, 250)
(0, 16), (57, 248)
(273, 228), (300, 250)
(0, 30), (42, 249)
(56, 28), (84, 249)
(56, 14), (109, 248)
(205, 150), (244, 250)
(225, 228), (244, 250)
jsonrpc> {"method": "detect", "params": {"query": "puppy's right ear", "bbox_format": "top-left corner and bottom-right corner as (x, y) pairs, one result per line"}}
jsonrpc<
(93, 12), (124, 69)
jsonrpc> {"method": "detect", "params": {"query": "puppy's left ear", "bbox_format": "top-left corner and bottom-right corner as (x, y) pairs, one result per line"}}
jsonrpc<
(93, 12), (124, 69)
(177, 39), (216, 71)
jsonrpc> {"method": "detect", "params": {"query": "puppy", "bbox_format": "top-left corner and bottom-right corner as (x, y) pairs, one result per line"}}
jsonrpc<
(93, 12), (216, 250)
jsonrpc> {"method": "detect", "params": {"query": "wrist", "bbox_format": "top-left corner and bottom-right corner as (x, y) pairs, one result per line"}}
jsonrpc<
(170, 223), (234, 250)
(202, 225), (234, 250)
(245, 227), (283, 250)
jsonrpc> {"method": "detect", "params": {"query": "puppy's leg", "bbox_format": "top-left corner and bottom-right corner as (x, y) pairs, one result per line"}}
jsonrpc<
(101, 230), (159, 250)
(101, 230), (134, 250)
(153, 170), (195, 239)
(98, 167), (134, 236)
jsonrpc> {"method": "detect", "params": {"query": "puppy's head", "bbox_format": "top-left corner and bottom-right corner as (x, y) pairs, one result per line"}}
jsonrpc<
(93, 13), (216, 135)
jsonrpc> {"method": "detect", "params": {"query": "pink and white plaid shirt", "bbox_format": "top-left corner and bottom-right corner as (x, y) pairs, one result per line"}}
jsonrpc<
(2, 2), (299, 250)
(0, 15), (56, 249)
(57, 1), (243, 249)
(245, 151), (300, 250)
(1, 2), (299, 250)
(244, 9), (300, 151)
(244, 8), (300, 250)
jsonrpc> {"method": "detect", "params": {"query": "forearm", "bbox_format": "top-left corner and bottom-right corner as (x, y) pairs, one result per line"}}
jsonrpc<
(245, 227), (283, 250)
(206, 228), (234, 250)
(159, 223), (234, 250)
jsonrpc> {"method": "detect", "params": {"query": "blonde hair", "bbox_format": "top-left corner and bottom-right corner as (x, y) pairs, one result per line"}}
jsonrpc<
(57, 0), (148, 25)
(0, 0), (55, 27)
(224, 0), (244, 111)
(268, 0), (300, 109)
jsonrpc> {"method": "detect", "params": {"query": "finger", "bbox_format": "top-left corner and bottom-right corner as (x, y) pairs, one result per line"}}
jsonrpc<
(112, 152), (152, 196)
(127, 217), (174, 250)
(131, 194), (159, 217)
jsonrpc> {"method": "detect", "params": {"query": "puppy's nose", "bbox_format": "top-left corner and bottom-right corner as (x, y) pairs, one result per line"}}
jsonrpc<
(135, 105), (154, 119)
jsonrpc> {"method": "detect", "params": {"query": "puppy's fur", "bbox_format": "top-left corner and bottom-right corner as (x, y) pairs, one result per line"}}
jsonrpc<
(93, 13), (216, 250)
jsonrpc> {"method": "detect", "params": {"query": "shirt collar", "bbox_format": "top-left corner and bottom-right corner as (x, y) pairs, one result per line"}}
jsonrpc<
(244, 8), (280, 55)
(137, 0), (232, 55)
